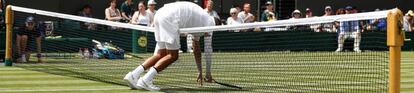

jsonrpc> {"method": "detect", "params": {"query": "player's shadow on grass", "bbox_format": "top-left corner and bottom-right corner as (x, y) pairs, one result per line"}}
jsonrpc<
(16, 61), (128, 87)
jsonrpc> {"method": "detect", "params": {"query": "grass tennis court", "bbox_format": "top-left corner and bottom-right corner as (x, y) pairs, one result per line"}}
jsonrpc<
(1, 51), (414, 93)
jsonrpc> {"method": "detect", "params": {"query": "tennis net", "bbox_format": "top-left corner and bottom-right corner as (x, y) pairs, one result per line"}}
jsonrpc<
(5, 5), (394, 92)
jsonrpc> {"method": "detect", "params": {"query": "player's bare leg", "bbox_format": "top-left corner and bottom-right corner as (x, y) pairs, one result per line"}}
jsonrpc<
(36, 37), (42, 62)
(16, 35), (22, 62)
(192, 39), (203, 85)
(18, 35), (28, 62)
(137, 50), (179, 91)
(142, 49), (167, 69)
(124, 48), (166, 89)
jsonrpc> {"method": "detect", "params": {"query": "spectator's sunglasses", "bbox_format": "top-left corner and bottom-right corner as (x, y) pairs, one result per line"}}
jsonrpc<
(231, 12), (237, 15)
(325, 9), (332, 12)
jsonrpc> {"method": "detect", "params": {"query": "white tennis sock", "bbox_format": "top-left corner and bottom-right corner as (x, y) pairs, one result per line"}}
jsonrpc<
(142, 67), (158, 82)
(131, 65), (144, 79)
(204, 34), (213, 77)
(187, 35), (193, 52)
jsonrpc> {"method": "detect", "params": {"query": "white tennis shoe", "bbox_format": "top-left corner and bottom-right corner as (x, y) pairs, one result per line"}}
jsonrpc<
(335, 48), (343, 52)
(123, 72), (139, 89)
(136, 78), (160, 91)
(353, 48), (361, 52)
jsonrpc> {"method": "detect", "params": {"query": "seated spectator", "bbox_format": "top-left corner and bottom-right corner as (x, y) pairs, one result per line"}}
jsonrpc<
(0, 0), (4, 29)
(78, 5), (97, 30)
(305, 8), (319, 32)
(318, 6), (335, 32)
(336, 6), (361, 52)
(261, 1), (276, 21)
(16, 16), (42, 62)
(238, 3), (255, 23)
(290, 10), (301, 19)
(305, 8), (312, 18)
(226, 8), (244, 32)
(333, 8), (346, 32)
(120, 0), (135, 23)
(105, 0), (122, 21)
(146, 0), (157, 25)
(131, 1), (152, 26)
(105, 0), (122, 30)
(205, 0), (220, 19)
(233, 5), (241, 13)
(368, 9), (386, 31)
(288, 10), (308, 30)
(323, 6), (333, 16)
(403, 10), (414, 32)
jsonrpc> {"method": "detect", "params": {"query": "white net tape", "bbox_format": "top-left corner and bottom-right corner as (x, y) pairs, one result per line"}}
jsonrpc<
(10, 5), (390, 33)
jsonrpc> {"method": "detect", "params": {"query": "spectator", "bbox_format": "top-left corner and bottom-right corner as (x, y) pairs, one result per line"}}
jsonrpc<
(304, 8), (319, 31)
(188, 0), (218, 53)
(290, 9), (301, 19)
(105, 0), (122, 30)
(131, 1), (152, 26)
(288, 10), (308, 30)
(305, 8), (312, 18)
(120, 0), (135, 23)
(261, 1), (276, 21)
(105, 0), (122, 22)
(323, 6), (333, 16)
(16, 16), (42, 62)
(336, 6), (361, 52)
(336, 8), (346, 15)
(226, 8), (244, 32)
(238, 3), (255, 23)
(368, 9), (387, 31)
(234, 5), (241, 13)
(319, 6), (335, 32)
(78, 5), (97, 30)
(403, 10), (414, 32)
(204, 0), (220, 19)
(146, 0), (157, 25)
(0, 0), (4, 29)
(333, 8), (346, 32)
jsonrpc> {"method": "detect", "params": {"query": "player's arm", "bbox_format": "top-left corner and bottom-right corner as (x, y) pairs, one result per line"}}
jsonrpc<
(192, 37), (203, 85)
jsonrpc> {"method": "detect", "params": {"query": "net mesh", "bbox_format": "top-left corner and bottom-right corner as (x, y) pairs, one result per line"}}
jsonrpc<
(10, 6), (389, 92)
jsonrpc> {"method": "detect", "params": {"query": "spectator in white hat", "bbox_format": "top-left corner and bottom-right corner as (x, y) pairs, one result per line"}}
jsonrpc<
(146, 0), (156, 23)
(290, 9), (301, 19)
(305, 8), (312, 18)
(323, 6), (333, 16)
(319, 6), (335, 32)
(403, 10), (414, 32)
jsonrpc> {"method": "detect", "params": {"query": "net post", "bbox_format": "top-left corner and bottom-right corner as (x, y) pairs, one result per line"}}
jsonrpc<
(387, 8), (404, 93)
(4, 5), (13, 66)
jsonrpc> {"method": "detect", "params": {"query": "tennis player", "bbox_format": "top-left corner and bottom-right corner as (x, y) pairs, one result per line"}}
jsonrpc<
(123, 1), (220, 91)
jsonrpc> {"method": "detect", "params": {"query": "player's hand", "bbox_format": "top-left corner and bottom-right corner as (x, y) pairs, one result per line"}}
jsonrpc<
(205, 74), (215, 83)
(197, 72), (203, 86)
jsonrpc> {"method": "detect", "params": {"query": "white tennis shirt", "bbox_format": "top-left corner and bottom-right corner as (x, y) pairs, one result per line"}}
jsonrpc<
(153, 1), (215, 44)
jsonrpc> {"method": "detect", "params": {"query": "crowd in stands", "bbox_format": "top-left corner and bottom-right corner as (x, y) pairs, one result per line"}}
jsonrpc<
(4, 0), (414, 62)
(69, 0), (414, 33)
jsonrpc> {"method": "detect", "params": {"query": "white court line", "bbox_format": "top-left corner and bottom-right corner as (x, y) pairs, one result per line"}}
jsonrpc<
(0, 87), (129, 92)
(402, 59), (414, 62)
